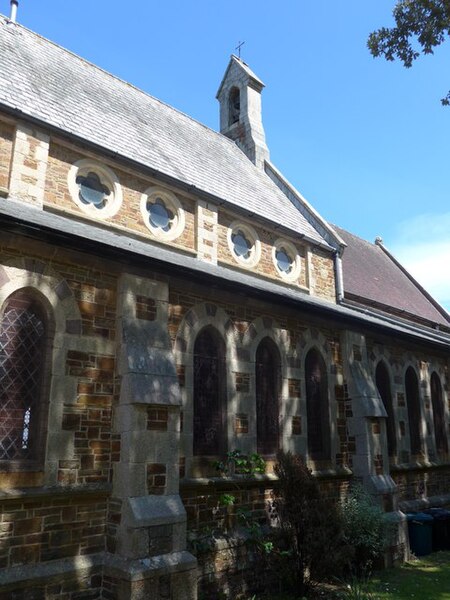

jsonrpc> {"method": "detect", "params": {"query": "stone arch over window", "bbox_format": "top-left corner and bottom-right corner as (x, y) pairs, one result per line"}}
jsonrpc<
(174, 303), (237, 469)
(375, 360), (397, 457)
(0, 259), (81, 482)
(430, 371), (448, 456)
(405, 366), (422, 457)
(193, 326), (226, 457)
(0, 289), (53, 469)
(228, 86), (240, 125)
(305, 347), (331, 461)
(255, 337), (281, 456)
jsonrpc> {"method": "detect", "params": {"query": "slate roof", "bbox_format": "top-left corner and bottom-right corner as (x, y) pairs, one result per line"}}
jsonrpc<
(334, 226), (450, 329)
(0, 16), (328, 247)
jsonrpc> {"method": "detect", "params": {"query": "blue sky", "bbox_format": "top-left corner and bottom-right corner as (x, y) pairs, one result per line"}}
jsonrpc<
(3, 0), (449, 310)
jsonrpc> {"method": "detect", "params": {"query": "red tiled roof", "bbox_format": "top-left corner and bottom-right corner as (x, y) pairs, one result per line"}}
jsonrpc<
(334, 226), (450, 328)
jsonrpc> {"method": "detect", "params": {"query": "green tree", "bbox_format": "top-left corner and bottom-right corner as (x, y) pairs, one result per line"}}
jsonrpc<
(368, 0), (450, 104)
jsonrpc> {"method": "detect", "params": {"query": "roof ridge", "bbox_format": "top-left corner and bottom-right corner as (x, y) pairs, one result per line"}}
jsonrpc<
(0, 14), (241, 150)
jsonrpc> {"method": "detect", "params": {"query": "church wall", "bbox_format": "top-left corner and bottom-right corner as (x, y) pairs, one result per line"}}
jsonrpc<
(0, 118), (14, 191)
(216, 209), (310, 290)
(168, 281), (352, 481)
(44, 141), (197, 253)
(1, 115), (450, 597)
(0, 228), (449, 597)
(310, 248), (336, 302)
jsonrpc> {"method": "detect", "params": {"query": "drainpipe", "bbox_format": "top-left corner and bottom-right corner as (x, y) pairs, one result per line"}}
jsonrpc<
(335, 252), (344, 303)
(10, 1), (18, 23)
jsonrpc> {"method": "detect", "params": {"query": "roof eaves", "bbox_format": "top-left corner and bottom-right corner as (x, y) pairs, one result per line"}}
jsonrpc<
(1, 199), (449, 351)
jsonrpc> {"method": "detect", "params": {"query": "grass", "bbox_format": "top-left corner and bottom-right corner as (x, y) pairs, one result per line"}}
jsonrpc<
(365, 551), (450, 599)
(246, 551), (450, 599)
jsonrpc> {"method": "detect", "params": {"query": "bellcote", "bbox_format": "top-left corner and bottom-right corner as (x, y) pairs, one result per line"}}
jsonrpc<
(216, 55), (269, 169)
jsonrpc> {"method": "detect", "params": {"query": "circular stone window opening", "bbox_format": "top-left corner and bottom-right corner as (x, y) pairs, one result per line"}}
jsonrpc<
(272, 239), (301, 282)
(68, 159), (122, 219)
(227, 221), (261, 268)
(140, 187), (185, 241)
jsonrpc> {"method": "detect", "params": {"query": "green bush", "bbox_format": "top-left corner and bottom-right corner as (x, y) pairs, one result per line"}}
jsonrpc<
(273, 451), (348, 595)
(341, 485), (387, 574)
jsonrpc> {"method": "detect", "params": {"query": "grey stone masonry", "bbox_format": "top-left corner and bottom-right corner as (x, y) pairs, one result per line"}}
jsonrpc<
(112, 273), (197, 598)
(9, 122), (49, 207)
(217, 55), (270, 169)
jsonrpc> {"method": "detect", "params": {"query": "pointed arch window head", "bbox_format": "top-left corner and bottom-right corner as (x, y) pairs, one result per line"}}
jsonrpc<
(0, 293), (49, 468)
(305, 348), (331, 462)
(430, 372), (448, 457)
(375, 361), (397, 458)
(405, 367), (422, 457)
(228, 87), (240, 125)
(193, 328), (226, 457)
(256, 337), (280, 456)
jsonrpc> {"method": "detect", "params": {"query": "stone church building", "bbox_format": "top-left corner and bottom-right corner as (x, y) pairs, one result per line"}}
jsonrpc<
(0, 10), (449, 600)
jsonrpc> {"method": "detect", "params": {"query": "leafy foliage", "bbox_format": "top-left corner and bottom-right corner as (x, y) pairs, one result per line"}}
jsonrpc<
(273, 451), (348, 596)
(367, 0), (450, 104)
(341, 485), (388, 575)
(213, 449), (266, 476)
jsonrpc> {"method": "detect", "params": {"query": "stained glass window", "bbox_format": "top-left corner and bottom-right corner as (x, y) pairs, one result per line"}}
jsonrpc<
(256, 338), (280, 455)
(193, 328), (226, 456)
(0, 295), (46, 463)
(305, 349), (330, 461)
(431, 372), (448, 456)
(376, 362), (397, 457)
(405, 367), (422, 456)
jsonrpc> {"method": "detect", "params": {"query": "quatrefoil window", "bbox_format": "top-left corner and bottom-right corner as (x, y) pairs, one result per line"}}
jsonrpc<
(231, 230), (253, 259)
(68, 160), (122, 219)
(275, 247), (293, 274)
(147, 197), (175, 232)
(227, 221), (261, 268)
(76, 172), (111, 209)
(140, 187), (185, 241)
(272, 239), (301, 282)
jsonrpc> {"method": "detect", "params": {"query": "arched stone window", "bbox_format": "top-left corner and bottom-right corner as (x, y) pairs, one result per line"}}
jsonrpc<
(228, 87), (240, 126)
(0, 292), (50, 469)
(305, 348), (331, 461)
(405, 367), (422, 456)
(375, 361), (397, 457)
(193, 327), (226, 456)
(430, 371), (448, 456)
(255, 337), (280, 455)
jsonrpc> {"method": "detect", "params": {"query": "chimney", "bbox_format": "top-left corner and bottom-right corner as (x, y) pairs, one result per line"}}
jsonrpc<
(10, 1), (18, 23)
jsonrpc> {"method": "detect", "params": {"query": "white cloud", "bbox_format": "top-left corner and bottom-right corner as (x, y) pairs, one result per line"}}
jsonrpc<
(387, 213), (450, 313)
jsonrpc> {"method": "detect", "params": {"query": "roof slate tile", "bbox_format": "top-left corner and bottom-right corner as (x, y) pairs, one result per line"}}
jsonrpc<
(0, 17), (326, 245)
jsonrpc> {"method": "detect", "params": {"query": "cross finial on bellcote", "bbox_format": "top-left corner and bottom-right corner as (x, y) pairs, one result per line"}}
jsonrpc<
(235, 40), (245, 59)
